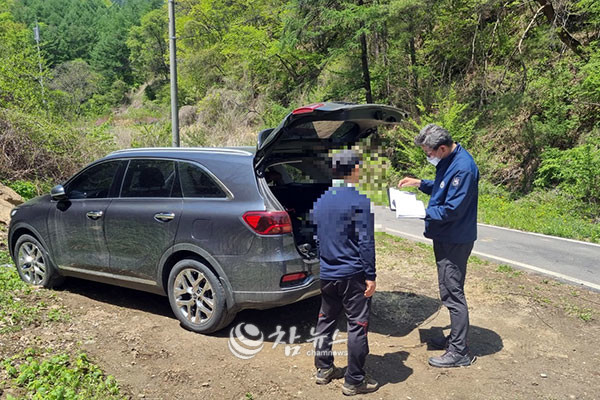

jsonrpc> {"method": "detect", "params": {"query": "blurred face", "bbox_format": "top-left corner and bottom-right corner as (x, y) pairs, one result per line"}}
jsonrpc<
(346, 163), (360, 183)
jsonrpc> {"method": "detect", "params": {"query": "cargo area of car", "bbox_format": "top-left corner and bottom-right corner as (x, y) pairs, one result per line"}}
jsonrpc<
(270, 183), (329, 251)
(260, 158), (331, 259)
(252, 102), (407, 260)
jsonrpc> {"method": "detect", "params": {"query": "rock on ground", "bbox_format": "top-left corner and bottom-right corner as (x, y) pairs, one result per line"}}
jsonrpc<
(0, 183), (23, 244)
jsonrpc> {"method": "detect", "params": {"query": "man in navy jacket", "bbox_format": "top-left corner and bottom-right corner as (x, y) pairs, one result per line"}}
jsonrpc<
(399, 123), (479, 368)
(311, 149), (378, 396)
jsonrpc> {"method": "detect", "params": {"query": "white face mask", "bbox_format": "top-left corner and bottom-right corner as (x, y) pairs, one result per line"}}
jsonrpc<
(427, 156), (440, 166)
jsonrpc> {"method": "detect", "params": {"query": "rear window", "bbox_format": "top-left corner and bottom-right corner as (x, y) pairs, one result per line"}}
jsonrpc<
(178, 162), (226, 198)
(121, 159), (177, 198)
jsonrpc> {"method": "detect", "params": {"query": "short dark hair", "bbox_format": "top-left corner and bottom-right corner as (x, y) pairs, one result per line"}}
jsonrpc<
(331, 149), (361, 179)
(414, 124), (453, 149)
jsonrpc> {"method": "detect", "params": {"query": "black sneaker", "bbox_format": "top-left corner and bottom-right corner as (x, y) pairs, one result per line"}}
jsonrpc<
(428, 351), (475, 368)
(342, 377), (379, 396)
(429, 335), (449, 350)
(315, 365), (344, 385)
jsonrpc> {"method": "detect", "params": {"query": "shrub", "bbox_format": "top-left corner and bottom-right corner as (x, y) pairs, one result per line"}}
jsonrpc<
(534, 138), (600, 204)
(4, 180), (37, 200)
(130, 121), (171, 148)
(381, 86), (478, 177)
(48, 60), (101, 117)
(3, 351), (125, 399)
(0, 108), (114, 183)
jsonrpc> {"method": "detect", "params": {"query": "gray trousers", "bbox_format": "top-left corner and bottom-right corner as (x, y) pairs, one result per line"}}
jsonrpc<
(314, 274), (371, 385)
(433, 241), (474, 355)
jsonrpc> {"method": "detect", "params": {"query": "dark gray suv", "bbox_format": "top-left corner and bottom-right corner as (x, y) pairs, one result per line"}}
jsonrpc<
(8, 102), (405, 333)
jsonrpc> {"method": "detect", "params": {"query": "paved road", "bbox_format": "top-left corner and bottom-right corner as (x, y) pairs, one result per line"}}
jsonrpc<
(373, 205), (600, 291)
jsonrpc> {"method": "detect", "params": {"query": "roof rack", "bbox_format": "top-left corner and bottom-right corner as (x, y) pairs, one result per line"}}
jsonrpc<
(109, 147), (254, 156)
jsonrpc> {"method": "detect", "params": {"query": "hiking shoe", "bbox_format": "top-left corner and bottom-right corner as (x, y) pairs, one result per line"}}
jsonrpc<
(428, 350), (475, 368)
(315, 365), (344, 385)
(429, 335), (449, 350)
(342, 377), (379, 396)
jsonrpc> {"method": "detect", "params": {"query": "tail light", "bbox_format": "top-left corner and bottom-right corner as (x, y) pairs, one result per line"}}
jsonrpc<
(280, 271), (308, 287)
(243, 211), (292, 235)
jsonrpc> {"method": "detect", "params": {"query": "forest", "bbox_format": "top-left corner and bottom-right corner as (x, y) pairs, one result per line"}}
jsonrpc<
(1, 0), (599, 241)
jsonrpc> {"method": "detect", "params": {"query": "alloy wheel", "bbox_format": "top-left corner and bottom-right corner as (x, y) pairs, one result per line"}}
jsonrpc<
(17, 242), (47, 285)
(172, 268), (215, 324)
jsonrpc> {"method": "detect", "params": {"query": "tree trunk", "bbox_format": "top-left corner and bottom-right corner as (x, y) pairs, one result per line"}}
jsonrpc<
(535, 0), (587, 60)
(358, 0), (373, 103)
(359, 32), (373, 103)
(408, 35), (418, 99)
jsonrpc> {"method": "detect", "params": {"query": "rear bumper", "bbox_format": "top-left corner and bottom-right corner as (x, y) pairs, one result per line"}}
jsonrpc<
(231, 274), (321, 310)
(214, 234), (321, 311)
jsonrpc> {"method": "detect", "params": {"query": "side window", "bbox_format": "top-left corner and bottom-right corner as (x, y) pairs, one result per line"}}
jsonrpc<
(121, 159), (177, 198)
(66, 161), (121, 199)
(178, 162), (226, 198)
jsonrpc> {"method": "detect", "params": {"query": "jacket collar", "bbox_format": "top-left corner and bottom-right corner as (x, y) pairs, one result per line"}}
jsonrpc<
(437, 142), (461, 170)
(332, 179), (355, 188)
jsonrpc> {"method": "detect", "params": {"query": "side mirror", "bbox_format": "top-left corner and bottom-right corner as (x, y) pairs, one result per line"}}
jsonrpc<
(50, 185), (67, 201)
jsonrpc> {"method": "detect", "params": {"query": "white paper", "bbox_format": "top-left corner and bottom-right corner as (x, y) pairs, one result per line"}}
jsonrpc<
(388, 188), (426, 219)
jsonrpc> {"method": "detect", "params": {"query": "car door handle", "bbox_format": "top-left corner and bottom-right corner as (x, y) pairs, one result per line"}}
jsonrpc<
(154, 212), (175, 222)
(86, 210), (104, 220)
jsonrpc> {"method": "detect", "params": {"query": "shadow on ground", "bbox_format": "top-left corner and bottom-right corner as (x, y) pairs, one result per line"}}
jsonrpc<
(367, 351), (413, 386)
(58, 277), (174, 318)
(328, 351), (414, 387)
(219, 290), (441, 342)
(418, 325), (503, 357)
(59, 278), (478, 353)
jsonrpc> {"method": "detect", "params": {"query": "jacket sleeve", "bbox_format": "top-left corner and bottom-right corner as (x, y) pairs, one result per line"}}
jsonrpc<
(425, 171), (476, 222)
(355, 200), (376, 281)
(419, 179), (434, 195)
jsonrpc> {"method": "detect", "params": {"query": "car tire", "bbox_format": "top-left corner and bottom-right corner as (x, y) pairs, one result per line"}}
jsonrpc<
(14, 234), (64, 288)
(216, 308), (238, 331)
(167, 259), (227, 334)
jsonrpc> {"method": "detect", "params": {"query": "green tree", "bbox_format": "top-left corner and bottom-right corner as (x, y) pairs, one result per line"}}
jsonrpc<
(92, 0), (163, 86)
(10, 0), (164, 95)
(281, 0), (382, 103)
(48, 59), (101, 115)
(91, 11), (133, 85)
(126, 7), (169, 84)
(535, 140), (600, 204)
(11, 0), (108, 66)
(175, 0), (287, 103)
(0, 3), (46, 112)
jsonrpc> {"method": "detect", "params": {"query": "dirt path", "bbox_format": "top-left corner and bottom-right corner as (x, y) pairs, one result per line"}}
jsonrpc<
(3, 234), (600, 399)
